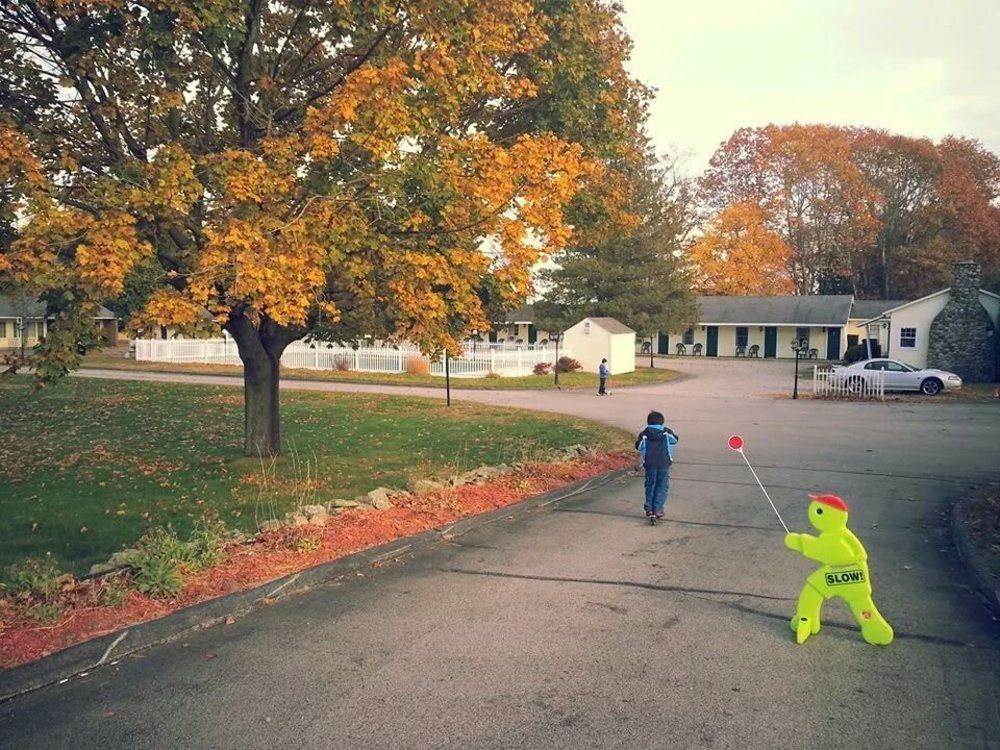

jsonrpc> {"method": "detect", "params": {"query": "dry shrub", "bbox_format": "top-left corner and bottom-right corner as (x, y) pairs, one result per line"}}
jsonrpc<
(533, 362), (552, 376)
(333, 353), (352, 372)
(555, 356), (581, 373)
(405, 356), (429, 376)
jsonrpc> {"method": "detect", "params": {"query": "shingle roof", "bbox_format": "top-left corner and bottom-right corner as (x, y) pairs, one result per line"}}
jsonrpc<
(0, 295), (47, 319)
(695, 295), (854, 326)
(504, 304), (535, 323)
(0, 295), (118, 320)
(588, 317), (636, 335)
(849, 300), (910, 320)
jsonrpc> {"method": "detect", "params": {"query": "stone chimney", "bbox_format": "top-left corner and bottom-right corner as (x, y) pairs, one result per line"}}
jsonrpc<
(927, 261), (998, 382)
(951, 261), (981, 304)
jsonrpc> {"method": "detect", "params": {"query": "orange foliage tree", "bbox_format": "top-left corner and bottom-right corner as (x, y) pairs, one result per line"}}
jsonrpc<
(699, 124), (879, 295)
(687, 203), (795, 295)
(699, 124), (1000, 299)
(0, 0), (646, 456)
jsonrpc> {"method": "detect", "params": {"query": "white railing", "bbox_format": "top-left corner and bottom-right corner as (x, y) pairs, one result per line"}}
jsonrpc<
(812, 366), (885, 400)
(133, 338), (568, 378)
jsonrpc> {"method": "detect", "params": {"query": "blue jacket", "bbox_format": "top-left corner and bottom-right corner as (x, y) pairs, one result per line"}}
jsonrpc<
(635, 424), (678, 468)
(599, 363), (609, 377)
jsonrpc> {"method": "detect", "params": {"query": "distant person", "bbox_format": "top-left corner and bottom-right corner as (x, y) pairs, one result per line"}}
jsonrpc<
(598, 358), (609, 395)
(635, 410), (679, 521)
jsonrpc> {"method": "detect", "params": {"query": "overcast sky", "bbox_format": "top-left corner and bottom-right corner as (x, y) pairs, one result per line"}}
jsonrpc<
(621, 0), (1000, 174)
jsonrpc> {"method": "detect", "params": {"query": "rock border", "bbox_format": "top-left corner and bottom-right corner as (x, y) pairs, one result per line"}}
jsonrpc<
(0, 465), (629, 705)
(951, 492), (1000, 619)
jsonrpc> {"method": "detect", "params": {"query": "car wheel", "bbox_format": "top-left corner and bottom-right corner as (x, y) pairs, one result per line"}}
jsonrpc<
(846, 376), (865, 394)
(920, 378), (942, 396)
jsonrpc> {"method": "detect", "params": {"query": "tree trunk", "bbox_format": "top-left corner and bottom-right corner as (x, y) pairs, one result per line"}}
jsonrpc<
(242, 347), (281, 457)
(226, 313), (298, 458)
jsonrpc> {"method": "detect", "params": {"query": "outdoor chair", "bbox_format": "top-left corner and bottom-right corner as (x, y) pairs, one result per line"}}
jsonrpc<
(641, 341), (651, 354)
(808, 348), (819, 359)
(692, 343), (703, 355)
(735, 345), (747, 357)
(675, 343), (686, 355)
(748, 344), (760, 357)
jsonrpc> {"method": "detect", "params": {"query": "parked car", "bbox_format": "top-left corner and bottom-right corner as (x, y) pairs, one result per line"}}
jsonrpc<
(831, 358), (962, 395)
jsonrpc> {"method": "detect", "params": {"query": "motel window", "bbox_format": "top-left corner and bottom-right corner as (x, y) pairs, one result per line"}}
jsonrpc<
(899, 327), (916, 349)
(735, 327), (748, 348)
(796, 327), (810, 348)
(0, 322), (6, 338)
(683, 328), (694, 345)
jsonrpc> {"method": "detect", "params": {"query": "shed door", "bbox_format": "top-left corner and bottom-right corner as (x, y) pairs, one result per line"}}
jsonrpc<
(826, 328), (841, 361)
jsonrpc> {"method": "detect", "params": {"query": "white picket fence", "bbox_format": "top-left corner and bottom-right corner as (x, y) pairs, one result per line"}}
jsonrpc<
(133, 338), (567, 378)
(812, 366), (885, 400)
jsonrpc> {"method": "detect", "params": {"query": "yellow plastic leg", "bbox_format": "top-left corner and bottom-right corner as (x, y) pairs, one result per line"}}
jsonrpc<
(791, 585), (823, 644)
(847, 596), (894, 646)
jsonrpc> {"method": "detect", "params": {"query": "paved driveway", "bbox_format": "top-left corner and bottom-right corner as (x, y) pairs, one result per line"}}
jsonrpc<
(2, 364), (999, 749)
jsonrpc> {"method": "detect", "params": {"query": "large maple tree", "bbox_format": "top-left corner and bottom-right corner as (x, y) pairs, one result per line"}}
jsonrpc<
(0, 0), (647, 456)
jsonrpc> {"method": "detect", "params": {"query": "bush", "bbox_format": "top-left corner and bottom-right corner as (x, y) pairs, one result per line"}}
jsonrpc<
(533, 362), (552, 376)
(405, 356), (429, 376)
(131, 521), (226, 599)
(3, 555), (63, 601)
(843, 344), (867, 364)
(333, 353), (352, 372)
(555, 356), (582, 373)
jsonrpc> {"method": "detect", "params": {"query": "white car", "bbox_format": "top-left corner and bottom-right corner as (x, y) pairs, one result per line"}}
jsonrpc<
(832, 358), (962, 395)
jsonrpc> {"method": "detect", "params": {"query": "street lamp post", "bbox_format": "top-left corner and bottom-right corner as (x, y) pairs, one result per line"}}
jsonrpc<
(791, 338), (807, 400)
(649, 336), (655, 368)
(551, 331), (564, 387)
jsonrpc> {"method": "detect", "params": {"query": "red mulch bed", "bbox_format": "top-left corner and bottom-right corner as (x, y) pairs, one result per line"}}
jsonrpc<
(0, 452), (632, 669)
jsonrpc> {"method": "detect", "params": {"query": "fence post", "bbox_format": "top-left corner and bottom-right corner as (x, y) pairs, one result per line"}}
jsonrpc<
(517, 349), (522, 375)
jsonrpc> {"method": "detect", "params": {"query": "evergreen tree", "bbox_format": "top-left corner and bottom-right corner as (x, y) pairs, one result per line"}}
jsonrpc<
(538, 159), (696, 350)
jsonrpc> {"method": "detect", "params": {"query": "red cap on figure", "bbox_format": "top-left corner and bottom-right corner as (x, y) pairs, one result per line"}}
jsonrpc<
(808, 493), (849, 512)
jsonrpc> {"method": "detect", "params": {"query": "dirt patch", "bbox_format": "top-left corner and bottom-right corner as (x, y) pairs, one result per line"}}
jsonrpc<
(0, 452), (632, 669)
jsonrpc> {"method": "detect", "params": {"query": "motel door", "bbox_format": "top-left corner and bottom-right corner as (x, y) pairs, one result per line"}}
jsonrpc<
(657, 332), (669, 355)
(826, 328), (841, 361)
(763, 327), (777, 358)
(706, 326), (719, 357)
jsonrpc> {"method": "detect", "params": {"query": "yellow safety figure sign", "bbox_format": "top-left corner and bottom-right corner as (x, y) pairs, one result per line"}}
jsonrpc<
(784, 493), (894, 646)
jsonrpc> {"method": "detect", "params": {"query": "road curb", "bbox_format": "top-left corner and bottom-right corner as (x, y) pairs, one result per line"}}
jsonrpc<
(0, 466), (631, 705)
(951, 492), (1000, 619)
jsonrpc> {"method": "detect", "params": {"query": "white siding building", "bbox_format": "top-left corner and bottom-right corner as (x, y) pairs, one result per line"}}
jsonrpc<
(563, 317), (636, 375)
(860, 289), (1000, 369)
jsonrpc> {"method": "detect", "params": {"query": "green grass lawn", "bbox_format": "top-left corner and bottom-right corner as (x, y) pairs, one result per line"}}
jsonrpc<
(81, 353), (682, 390)
(0, 377), (630, 575)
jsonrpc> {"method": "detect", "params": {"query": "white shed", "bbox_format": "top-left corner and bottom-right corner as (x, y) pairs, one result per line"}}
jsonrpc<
(563, 317), (636, 375)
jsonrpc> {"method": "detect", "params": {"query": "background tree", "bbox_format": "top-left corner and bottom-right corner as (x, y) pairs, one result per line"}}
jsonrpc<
(0, 0), (648, 457)
(698, 123), (1000, 299)
(849, 129), (940, 298)
(699, 124), (879, 295)
(537, 157), (696, 342)
(687, 203), (795, 295)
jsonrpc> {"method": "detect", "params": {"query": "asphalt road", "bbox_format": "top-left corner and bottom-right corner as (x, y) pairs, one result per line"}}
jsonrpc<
(2, 361), (999, 749)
